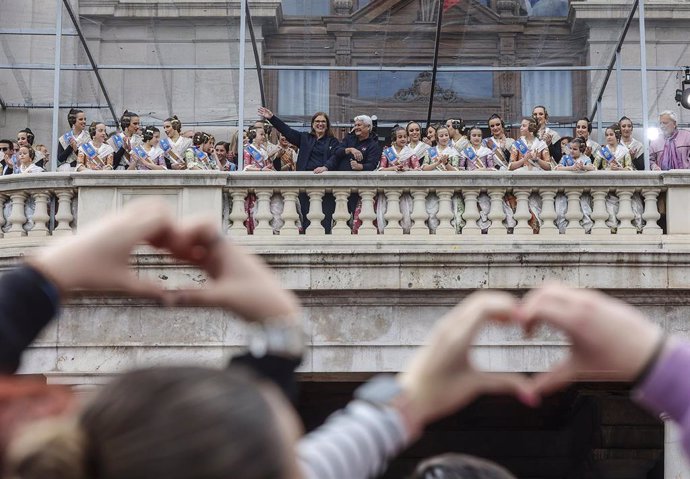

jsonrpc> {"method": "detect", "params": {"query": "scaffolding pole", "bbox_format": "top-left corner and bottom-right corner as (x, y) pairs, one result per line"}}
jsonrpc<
(639, 0), (650, 170)
(50, 0), (63, 173)
(245, 1), (265, 106)
(62, 0), (119, 128)
(238, 0), (247, 170)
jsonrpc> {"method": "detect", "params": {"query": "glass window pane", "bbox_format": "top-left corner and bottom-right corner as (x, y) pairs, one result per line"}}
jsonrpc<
(358, 71), (493, 100)
(278, 71), (329, 116)
(521, 71), (572, 117)
(281, 0), (330, 16)
(527, 0), (569, 17)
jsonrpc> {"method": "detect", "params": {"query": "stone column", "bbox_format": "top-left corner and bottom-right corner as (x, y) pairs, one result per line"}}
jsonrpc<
(664, 416), (690, 478)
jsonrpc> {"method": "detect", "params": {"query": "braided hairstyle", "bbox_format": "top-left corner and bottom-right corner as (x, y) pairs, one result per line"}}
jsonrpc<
(192, 131), (211, 147)
(165, 115), (182, 133)
(142, 126), (160, 143)
(119, 110), (139, 130)
(67, 109), (84, 128)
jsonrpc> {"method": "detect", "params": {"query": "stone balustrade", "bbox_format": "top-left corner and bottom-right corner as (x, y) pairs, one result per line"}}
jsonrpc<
(4, 171), (690, 380)
(0, 170), (688, 242)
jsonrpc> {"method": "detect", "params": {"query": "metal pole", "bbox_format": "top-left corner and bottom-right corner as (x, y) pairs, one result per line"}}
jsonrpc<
(238, 0), (247, 171)
(425, 0), (444, 129)
(597, 99), (603, 145)
(62, 0), (119, 127)
(50, 0), (63, 173)
(638, 0), (651, 170)
(589, 0), (639, 121)
(615, 51), (623, 119)
(245, 1), (266, 107)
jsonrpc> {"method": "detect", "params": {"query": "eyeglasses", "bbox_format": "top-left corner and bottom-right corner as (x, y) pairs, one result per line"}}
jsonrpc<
(0, 147), (8, 152)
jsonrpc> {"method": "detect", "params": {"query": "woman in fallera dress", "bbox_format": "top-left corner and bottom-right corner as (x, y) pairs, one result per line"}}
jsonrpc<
(423, 124), (438, 147)
(446, 118), (469, 152)
(482, 114), (513, 170)
(57, 108), (90, 171)
(422, 126), (460, 171)
(161, 115), (192, 170)
(76, 122), (114, 171)
(619, 116), (644, 170)
(130, 126), (166, 171)
(593, 123), (632, 171)
(459, 126), (494, 171)
(185, 132), (218, 171)
(509, 117), (552, 171)
(111, 111), (142, 170)
(379, 127), (420, 171)
(574, 117), (600, 159)
(406, 121), (429, 160)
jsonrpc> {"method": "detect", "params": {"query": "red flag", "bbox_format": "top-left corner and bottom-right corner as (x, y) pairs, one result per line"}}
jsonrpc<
(443, 0), (460, 11)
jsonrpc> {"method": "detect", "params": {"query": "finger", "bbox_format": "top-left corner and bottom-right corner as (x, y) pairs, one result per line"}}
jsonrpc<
(474, 371), (540, 407)
(528, 356), (578, 397)
(518, 284), (581, 332)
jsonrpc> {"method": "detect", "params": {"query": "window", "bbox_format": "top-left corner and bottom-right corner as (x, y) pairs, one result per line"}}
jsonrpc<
(358, 71), (494, 100)
(281, 0), (330, 16)
(521, 70), (572, 117)
(526, 0), (568, 17)
(277, 70), (330, 116)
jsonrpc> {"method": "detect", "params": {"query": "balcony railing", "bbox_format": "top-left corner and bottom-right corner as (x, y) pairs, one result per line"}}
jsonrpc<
(0, 170), (688, 242)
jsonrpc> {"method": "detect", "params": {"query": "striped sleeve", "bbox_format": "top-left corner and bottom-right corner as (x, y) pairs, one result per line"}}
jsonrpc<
(297, 401), (410, 479)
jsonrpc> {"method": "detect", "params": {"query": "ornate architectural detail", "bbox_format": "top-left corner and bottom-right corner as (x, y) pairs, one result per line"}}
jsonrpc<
(418, 0), (438, 23)
(393, 72), (458, 102)
(333, 0), (353, 15)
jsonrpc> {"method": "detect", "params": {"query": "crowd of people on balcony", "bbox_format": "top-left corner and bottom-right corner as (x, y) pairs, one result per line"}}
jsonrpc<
(1, 107), (689, 175)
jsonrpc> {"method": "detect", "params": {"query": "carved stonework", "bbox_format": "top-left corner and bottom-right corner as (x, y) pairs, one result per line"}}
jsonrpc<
(418, 0), (438, 23)
(497, 0), (519, 16)
(393, 72), (458, 103)
(333, 0), (353, 15)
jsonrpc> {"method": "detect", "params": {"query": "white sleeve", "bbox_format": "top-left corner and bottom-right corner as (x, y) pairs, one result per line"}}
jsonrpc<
(297, 401), (410, 479)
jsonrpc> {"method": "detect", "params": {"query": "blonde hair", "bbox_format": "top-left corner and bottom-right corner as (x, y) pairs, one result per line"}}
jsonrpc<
(6, 418), (87, 479)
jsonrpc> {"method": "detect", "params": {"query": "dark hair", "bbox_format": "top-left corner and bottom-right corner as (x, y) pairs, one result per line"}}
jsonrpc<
(6, 367), (288, 479)
(576, 117), (593, 134)
(532, 105), (549, 121)
(487, 114), (506, 130)
(447, 118), (465, 135)
(570, 137), (585, 151)
(215, 141), (230, 152)
(142, 126), (160, 143)
(120, 111), (139, 130)
(606, 123), (622, 141)
(411, 453), (517, 479)
(67, 109), (84, 128)
(192, 131), (211, 147)
(405, 121), (422, 135)
(0, 139), (13, 148)
(619, 116), (633, 129)
(88, 122), (106, 139)
(309, 111), (333, 137)
(165, 115), (182, 133)
(18, 128), (35, 145)
(522, 116), (539, 135)
(390, 126), (406, 143)
(468, 125), (483, 136)
(246, 127), (257, 142)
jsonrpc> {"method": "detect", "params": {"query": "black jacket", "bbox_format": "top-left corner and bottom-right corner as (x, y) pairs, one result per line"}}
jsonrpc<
(268, 115), (340, 171)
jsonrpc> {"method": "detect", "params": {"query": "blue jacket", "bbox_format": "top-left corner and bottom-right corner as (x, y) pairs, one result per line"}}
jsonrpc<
(268, 115), (340, 171)
(326, 133), (381, 171)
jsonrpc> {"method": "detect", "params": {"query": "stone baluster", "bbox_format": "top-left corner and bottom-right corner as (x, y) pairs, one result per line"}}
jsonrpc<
(228, 190), (248, 236)
(5, 192), (27, 238)
(28, 192), (50, 237)
(564, 189), (585, 235)
(305, 190), (326, 236)
(539, 190), (558, 235)
(53, 190), (75, 236)
(512, 189), (532, 235)
(590, 189), (610, 235)
(616, 189), (636, 235)
(409, 189), (429, 235)
(0, 194), (7, 239)
(253, 189), (274, 236)
(358, 189), (377, 235)
(332, 188), (351, 235)
(280, 189), (300, 236)
(461, 189), (481, 235)
(436, 189), (454, 235)
(383, 189), (404, 235)
(487, 189), (507, 235)
(641, 189), (662, 235)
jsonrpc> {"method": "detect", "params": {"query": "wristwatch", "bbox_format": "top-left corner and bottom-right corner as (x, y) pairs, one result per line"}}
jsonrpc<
(354, 374), (405, 407)
(248, 322), (306, 359)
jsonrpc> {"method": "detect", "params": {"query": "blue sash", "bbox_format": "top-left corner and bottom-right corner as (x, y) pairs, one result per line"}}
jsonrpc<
(514, 139), (529, 155)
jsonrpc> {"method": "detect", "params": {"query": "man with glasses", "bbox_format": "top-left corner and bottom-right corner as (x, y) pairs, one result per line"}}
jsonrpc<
(0, 140), (16, 175)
